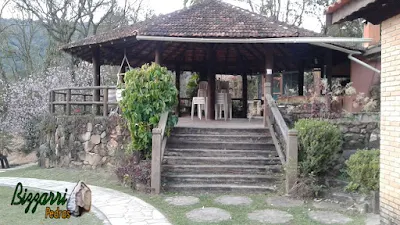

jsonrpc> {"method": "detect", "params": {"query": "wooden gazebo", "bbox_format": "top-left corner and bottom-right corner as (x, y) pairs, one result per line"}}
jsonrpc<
(62, 0), (367, 119)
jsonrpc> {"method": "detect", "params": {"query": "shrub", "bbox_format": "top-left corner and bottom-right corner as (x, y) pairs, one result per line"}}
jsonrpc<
(186, 73), (199, 99)
(294, 119), (342, 175)
(119, 63), (178, 156)
(115, 154), (151, 192)
(345, 149), (379, 193)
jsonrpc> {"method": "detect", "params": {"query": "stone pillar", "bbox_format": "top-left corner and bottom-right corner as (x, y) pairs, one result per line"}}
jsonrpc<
(286, 130), (298, 194)
(313, 69), (322, 96)
(92, 47), (101, 115)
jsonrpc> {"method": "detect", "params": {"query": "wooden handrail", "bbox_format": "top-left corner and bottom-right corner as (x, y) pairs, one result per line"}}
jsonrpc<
(263, 81), (298, 194)
(151, 111), (169, 194)
(266, 94), (289, 142)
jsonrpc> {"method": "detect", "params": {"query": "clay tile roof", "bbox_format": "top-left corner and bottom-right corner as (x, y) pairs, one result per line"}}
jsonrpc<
(62, 0), (319, 50)
(326, 0), (353, 14)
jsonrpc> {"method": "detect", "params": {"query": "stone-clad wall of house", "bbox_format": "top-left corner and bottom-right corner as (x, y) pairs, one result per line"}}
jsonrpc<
(38, 115), (130, 169)
(380, 14), (400, 225)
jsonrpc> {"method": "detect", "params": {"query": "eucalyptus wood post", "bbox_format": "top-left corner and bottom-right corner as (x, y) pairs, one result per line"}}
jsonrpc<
(207, 44), (216, 120)
(103, 87), (109, 117)
(155, 43), (163, 65)
(298, 62), (305, 96)
(151, 128), (162, 194)
(242, 74), (248, 118)
(49, 91), (53, 114)
(63, 93), (67, 113)
(263, 82), (272, 127)
(92, 47), (101, 115)
(51, 91), (55, 114)
(66, 89), (71, 115)
(286, 130), (299, 194)
(83, 95), (88, 113)
(175, 64), (181, 116)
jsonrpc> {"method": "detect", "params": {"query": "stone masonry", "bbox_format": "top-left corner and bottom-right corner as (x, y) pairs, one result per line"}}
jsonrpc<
(380, 14), (400, 225)
(38, 115), (130, 169)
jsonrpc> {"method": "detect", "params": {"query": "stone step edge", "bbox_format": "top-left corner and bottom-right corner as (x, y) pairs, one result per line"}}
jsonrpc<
(162, 174), (281, 178)
(162, 164), (282, 169)
(170, 134), (270, 138)
(163, 156), (281, 160)
(164, 183), (277, 190)
(165, 148), (276, 153)
(167, 141), (274, 145)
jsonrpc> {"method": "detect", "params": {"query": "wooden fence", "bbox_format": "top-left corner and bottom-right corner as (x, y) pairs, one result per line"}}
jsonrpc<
(48, 86), (118, 117)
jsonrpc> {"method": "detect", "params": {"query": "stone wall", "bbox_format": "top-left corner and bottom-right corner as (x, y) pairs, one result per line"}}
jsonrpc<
(38, 115), (130, 169)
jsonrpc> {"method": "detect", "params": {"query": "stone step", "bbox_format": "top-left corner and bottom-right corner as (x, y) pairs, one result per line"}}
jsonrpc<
(164, 148), (278, 157)
(162, 174), (282, 185)
(162, 164), (283, 175)
(163, 156), (281, 166)
(167, 141), (274, 150)
(168, 134), (271, 143)
(173, 127), (270, 135)
(163, 183), (278, 193)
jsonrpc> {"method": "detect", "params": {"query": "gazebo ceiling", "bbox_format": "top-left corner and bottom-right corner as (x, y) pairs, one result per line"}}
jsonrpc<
(62, 0), (360, 73)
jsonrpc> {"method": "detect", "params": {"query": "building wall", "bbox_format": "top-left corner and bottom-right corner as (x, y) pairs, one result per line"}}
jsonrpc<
(342, 58), (381, 112)
(380, 14), (400, 225)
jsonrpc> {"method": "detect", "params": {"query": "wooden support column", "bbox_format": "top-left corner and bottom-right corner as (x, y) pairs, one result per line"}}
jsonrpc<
(298, 62), (305, 96)
(242, 73), (248, 118)
(325, 49), (333, 90)
(155, 43), (163, 65)
(103, 87), (109, 117)
(263, 45), (274, 97)
(175, 64), (181, 116)
(92, 47), (101, 115)
(66, 89), (71, 115)
(207, 44), (216, 120)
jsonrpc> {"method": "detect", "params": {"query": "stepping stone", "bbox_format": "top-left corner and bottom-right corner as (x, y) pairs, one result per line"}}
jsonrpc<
(308, 211), (353, 224)
(214, 195), (253, 206)
(266, 196), (304, 208)
(165, 196), (199, 206)
(248, 209), (293, 224)
(365, 213), (380, 225)
(313, 201), (344, 211)
(186, 207), (231, 223)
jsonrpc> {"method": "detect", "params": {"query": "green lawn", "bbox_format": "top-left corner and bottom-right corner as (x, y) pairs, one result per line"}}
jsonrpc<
(0, 186), (102, 225)
(0, 166), (367, 225)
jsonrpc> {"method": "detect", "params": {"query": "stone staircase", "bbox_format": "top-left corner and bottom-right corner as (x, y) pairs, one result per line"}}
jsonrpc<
(161, 127), (284, 193)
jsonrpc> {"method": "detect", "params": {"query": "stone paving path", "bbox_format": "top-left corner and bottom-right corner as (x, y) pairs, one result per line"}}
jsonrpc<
(0, 177), (170, 225)
(0, 162), (37, 173)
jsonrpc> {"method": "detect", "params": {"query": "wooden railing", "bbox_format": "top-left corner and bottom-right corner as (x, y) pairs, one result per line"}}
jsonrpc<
(263, 81), (298, 194)
(48, 86), (118, 116)
(151, 111), (169, 194)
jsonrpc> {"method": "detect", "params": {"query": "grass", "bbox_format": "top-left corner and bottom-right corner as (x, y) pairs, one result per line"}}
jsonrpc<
(0, 166), (367, 225)
(0, 186), (102, 225)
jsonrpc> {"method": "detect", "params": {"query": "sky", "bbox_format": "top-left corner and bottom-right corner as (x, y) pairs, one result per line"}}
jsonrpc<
(2, 0), (323, 32)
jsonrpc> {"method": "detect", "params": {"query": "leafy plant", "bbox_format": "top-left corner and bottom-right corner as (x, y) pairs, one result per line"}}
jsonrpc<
(345, 149), (379, 193)
(119, 63), (178, 156)
(115, 153), (151, 192)
(295, 119), (342, 175)
(186, 73), (199, 99)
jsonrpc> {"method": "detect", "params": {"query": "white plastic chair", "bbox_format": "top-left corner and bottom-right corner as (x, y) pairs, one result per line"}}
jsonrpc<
(191, 89), (208, 120)
(215, 93), (228, 121)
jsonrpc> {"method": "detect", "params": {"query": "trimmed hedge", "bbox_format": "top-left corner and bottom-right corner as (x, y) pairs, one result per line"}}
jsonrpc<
(294, 119), (342, 175)
(345, 149), (379, 192)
